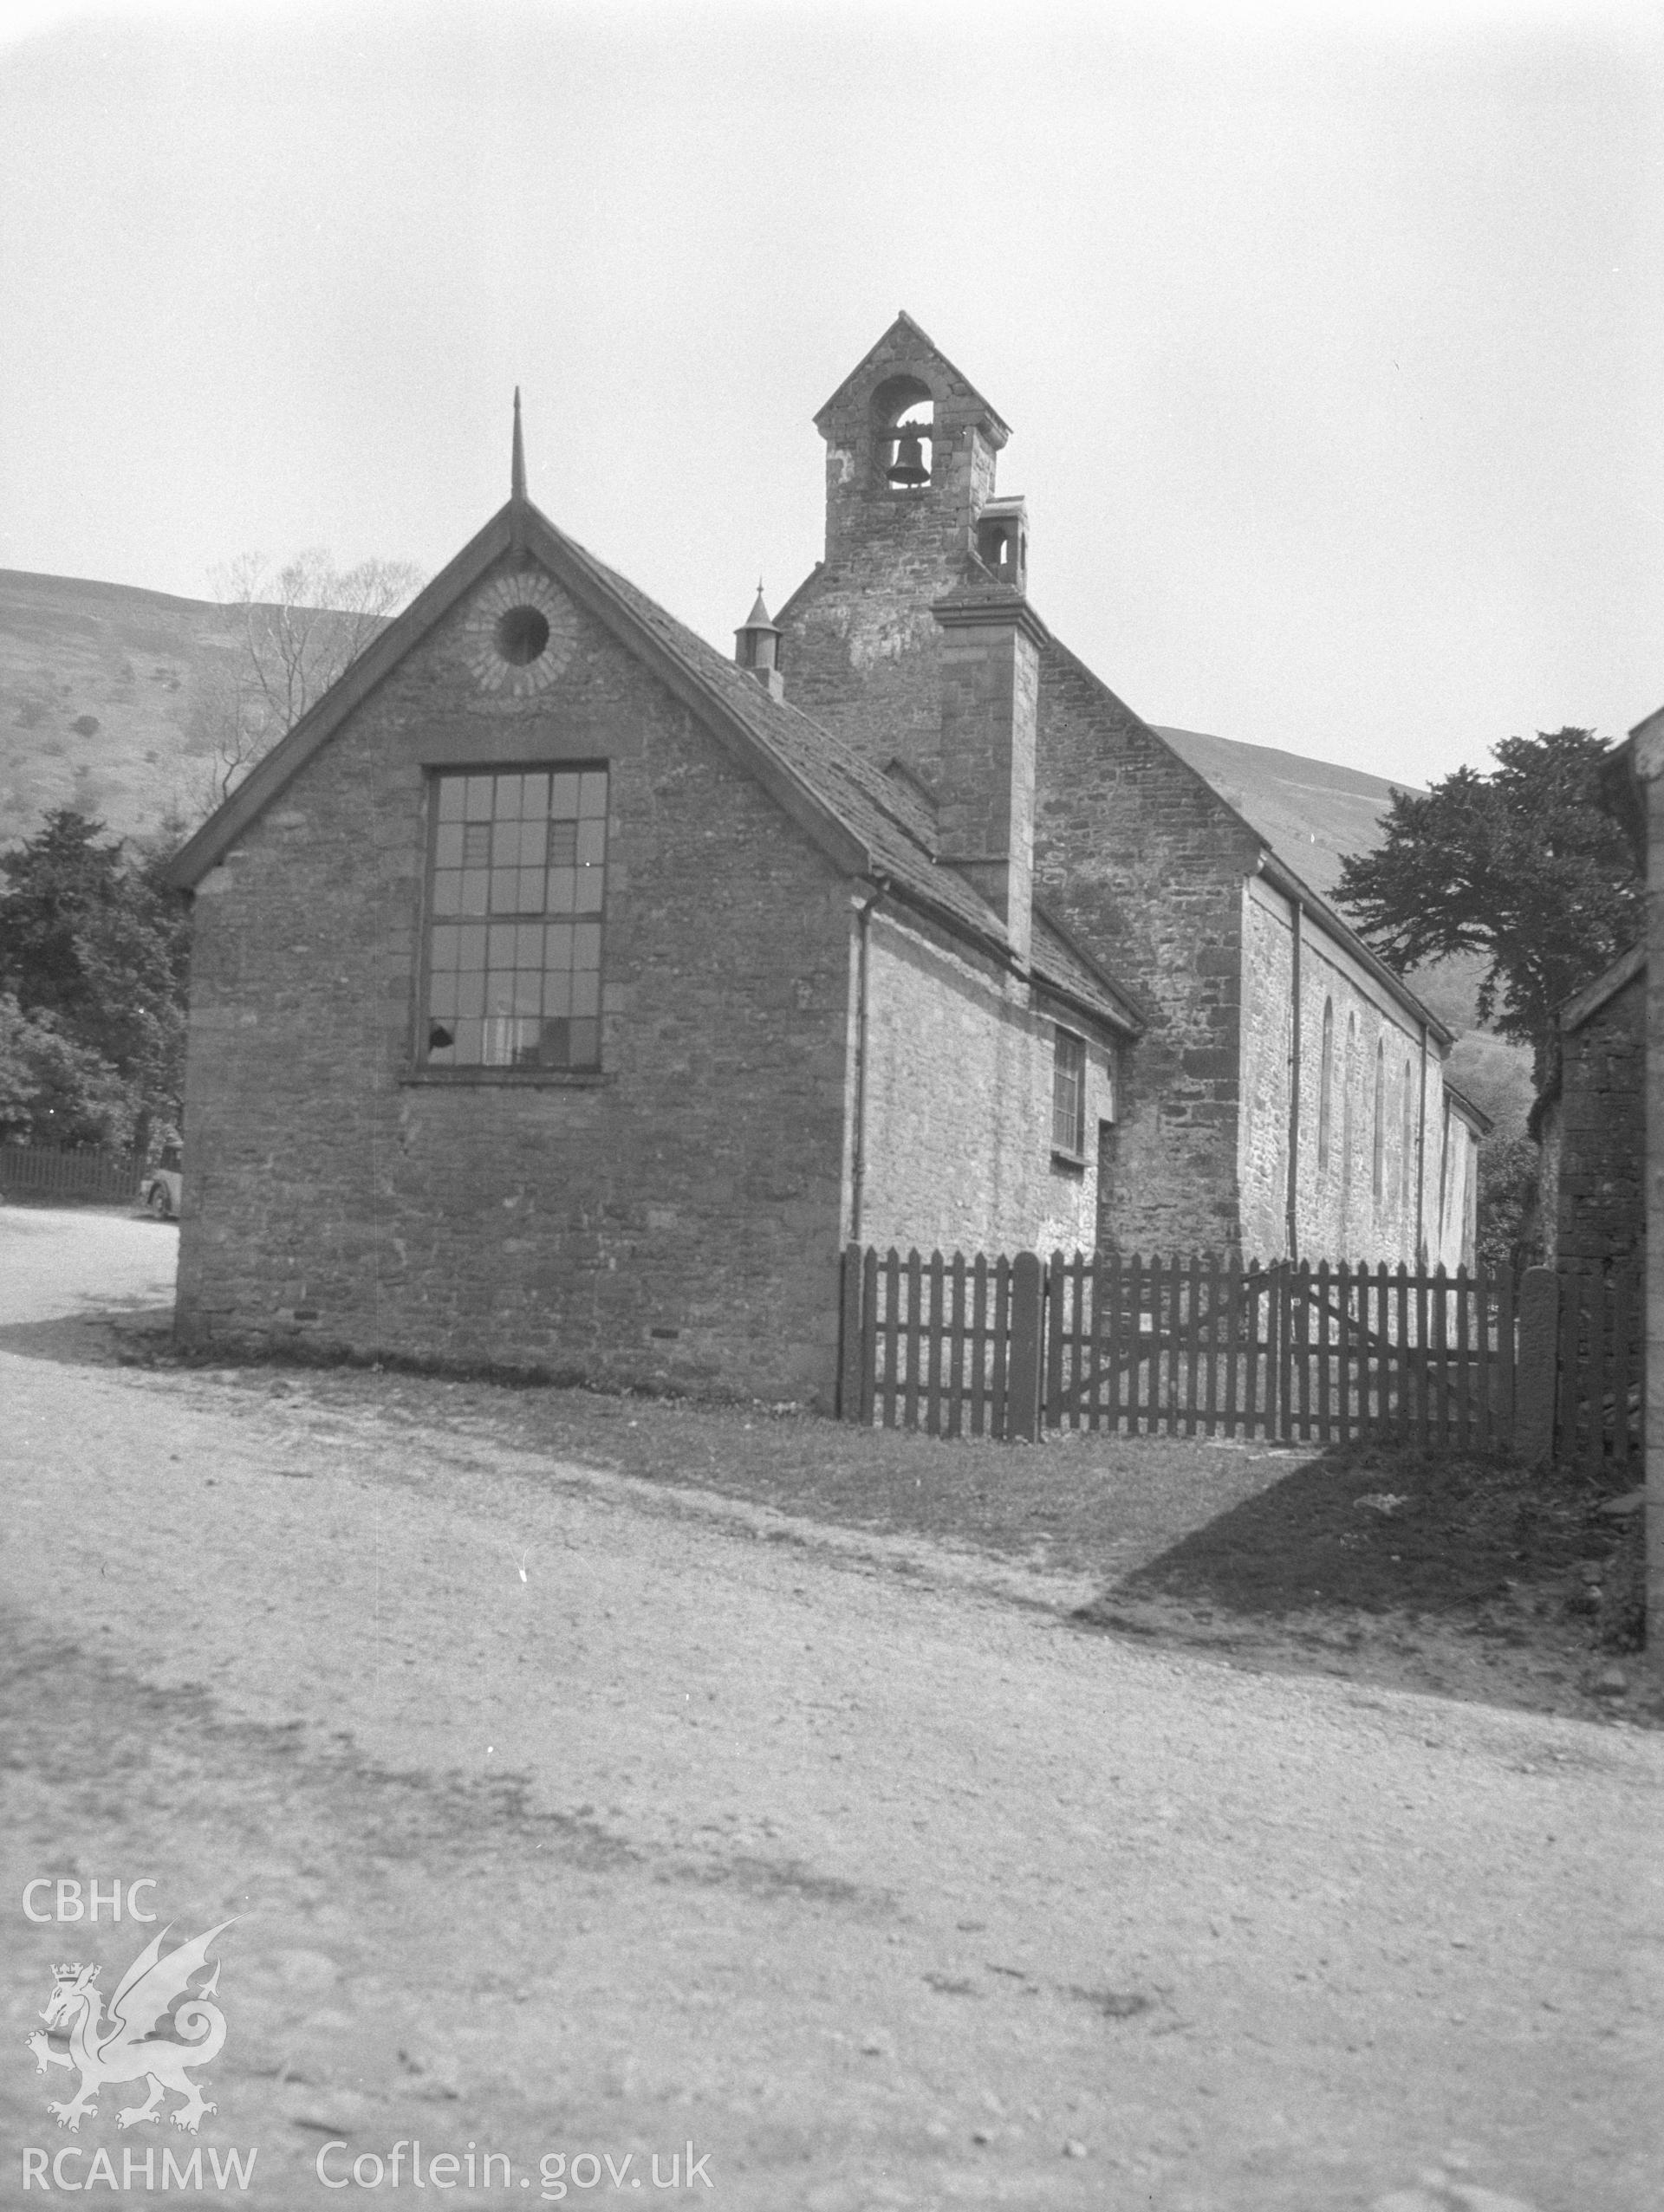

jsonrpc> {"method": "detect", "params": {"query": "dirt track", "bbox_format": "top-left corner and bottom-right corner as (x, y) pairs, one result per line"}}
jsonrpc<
(2, 1209), (1660, 2210)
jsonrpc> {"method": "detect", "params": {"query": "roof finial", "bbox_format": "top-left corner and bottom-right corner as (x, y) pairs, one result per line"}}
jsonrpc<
(510, 386), (527, 503)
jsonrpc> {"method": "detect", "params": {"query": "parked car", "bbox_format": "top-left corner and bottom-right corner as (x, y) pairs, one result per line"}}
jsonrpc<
(140, 1144), (182, 1220)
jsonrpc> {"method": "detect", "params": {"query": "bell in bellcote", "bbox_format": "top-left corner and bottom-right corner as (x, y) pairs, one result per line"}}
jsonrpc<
(887, 429), (930, 488)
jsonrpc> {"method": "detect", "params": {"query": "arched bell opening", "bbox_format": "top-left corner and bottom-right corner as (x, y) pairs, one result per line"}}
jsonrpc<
(871, 374), (935, 494)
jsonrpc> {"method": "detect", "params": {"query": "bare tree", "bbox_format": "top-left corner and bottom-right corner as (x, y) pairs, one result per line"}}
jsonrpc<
(194, 549), (424, 811)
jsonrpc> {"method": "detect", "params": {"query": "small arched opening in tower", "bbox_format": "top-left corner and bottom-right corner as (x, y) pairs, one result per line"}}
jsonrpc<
(871, 374), (934, 493)
(975, 498), (1029, 591)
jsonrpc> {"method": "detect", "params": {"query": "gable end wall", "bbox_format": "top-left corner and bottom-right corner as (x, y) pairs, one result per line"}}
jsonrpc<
(1034, 646), (1259, 1255)
(175, 561), (855, 1404)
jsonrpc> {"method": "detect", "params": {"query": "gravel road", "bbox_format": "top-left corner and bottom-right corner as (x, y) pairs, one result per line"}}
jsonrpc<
(2, 1210), (1659, 2211)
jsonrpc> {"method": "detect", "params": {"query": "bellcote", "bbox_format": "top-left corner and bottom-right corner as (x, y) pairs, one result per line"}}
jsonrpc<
(812, 313), (1013, 569)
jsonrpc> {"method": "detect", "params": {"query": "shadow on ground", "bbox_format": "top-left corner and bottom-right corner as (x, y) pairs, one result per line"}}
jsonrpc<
(1072, 1440), (1651, 1724)
(1118, 1443), (1627, 1617)
(0, 1298), (173, 1367)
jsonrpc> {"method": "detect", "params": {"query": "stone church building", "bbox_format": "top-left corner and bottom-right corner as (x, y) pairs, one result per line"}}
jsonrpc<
(166, 318), (1479, 1404)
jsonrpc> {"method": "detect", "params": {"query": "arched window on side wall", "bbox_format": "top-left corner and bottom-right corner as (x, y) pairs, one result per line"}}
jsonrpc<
(1342, 1015), (1357, 1165)
(1401, 1059), (1415, 1224)
(1372, 1039), (1386, 1203)
(1340, 1014), (1358, 1249)
(1317, 999), (1335, 1171)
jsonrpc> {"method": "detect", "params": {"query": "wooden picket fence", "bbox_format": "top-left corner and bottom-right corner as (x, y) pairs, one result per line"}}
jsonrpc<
(837, 1245), (1641, 1467)
(0, 1143), (144, 1206)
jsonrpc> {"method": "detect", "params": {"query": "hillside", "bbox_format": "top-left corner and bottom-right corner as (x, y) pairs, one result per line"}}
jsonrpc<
(0, 568), (247, 841)
(1154, 724), (1412, 903)
(0, 568), (373, 846)
(0, 569), (1531, 1132)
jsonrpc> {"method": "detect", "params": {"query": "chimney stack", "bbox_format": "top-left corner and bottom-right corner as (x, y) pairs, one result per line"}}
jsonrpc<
(929, 588), (1048, 967)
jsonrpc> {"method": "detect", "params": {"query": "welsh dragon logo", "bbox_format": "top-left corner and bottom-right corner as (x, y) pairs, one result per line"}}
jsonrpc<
(25, 1921), (234, 2135)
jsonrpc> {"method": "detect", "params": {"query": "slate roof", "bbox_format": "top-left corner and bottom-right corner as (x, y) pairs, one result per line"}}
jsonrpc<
(166, 493), (1142, 1041)
(1443, 1080), (1494, 1138)
(1030, 907), (1140, 1027)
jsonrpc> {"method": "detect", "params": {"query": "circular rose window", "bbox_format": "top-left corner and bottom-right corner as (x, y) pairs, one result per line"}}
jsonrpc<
(467, 572), (576, 696)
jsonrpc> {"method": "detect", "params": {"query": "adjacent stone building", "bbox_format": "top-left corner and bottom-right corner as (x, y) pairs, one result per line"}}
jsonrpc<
(1596, 704), (1664, 1671)
(1533, 942), (1645, 1270)
(166, 323), (1479, 1404)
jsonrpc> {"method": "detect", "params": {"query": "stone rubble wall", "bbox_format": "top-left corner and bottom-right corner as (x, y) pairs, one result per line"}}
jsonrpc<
(1031, 644), (1258, 1256)
(855, 905), (1108, 1262)
(1238, 874), (1448, 1266)
(1553, 967), (1645, 1269)
(177, 559), (855, 1405)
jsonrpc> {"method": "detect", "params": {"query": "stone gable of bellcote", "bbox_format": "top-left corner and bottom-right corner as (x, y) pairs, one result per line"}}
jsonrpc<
(811, 312), (1014, 584)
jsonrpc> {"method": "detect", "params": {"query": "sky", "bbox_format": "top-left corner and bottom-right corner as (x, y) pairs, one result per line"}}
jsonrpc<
(0, 0), (1659, 789)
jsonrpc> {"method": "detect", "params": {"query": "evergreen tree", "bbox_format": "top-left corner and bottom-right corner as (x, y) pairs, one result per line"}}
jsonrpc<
(1335, 729), (1641, 1082)
(0, 810), (189, 1151)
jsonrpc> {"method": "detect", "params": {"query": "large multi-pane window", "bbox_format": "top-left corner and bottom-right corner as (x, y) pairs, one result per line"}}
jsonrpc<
(1052, 1027), (1087, 1158)
(423, 767), (608, 1072)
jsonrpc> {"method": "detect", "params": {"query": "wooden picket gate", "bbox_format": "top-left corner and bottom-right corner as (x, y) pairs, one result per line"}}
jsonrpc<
(837, 1245), (1643, 1464)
